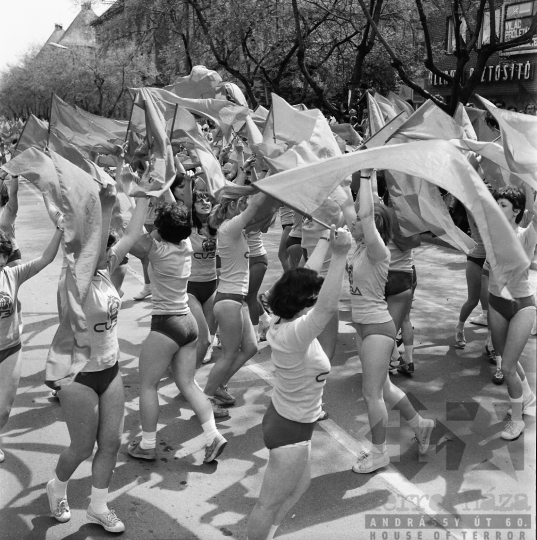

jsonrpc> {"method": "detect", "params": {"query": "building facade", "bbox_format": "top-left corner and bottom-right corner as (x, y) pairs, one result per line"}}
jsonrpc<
(423, 0), (536, 112)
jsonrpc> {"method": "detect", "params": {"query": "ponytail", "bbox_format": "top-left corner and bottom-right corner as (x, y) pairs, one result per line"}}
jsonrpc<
(208, 197), (236, 229)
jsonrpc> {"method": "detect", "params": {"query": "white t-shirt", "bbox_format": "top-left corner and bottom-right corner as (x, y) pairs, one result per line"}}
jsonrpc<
(489, 223), (537, 298)
(268, 308), (331, 423)
(217, 214), (250, 295)
(246, 230), (266, 258)
(189, 228), (217, 282)
(148, 237), (192, 315)
(348, 242), (392, 324)
(0, 261), (37, 350)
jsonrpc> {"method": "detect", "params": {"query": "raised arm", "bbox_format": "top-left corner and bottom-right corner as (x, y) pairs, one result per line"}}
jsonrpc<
(114, 197), (151, 262)
(358, 169), (386, 260)
(310, 226), (352, 327)
(304, 231), (331, 273)
(32, 216), (64, 273)
(1, 175), (19, 226)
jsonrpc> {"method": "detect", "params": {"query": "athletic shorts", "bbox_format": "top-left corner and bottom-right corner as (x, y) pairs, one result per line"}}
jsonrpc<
(249, 254), (268, 267)
(353, 320), (397, 341)
(411, 265), (417, 292)
(467, 255), (486, 268)
(216, 255), (221, 269)
(213, 292), (246, 306)
(285, 235), (302, 250)
(7, 249), (21, 264)
(385, 270), (413, 297)
(262, 400), (316, 450)
(187, 279), (217, 305)
(282, 223), (292, 230)
(0, 342), (21, 364)
(151, 312), (198, 347)
(488, 293), (536, 322)
(73, 361), (119, 396)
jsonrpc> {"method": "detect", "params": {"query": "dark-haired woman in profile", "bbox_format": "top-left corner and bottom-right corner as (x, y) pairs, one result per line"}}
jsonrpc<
(349, 170), (434, 474)
(487, 187), (537, 441)
(246, 226), (351, 540)
(128, 202), (227, 464)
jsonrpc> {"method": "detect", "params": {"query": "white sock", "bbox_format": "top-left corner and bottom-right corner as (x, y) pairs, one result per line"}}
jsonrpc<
(510, 396), (524, 421)
(496, 355), (502, 369)
(140, 431), (156, 450)
(266, 524), (279, 540)
(201, 419), (219, 446)
(372, 442), (387, 454)
(51, 475), (68, 499)
(520, 377), (533, 401)
(89, 486), (109, 514)
(407, 413), (424, 434)
(259, 311), (271, 326)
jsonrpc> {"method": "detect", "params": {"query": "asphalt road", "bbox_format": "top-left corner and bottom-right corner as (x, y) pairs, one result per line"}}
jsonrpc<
(0, 180), (535, 540)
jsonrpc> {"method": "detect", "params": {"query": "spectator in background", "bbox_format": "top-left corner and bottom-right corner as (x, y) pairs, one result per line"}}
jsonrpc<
(507, 106), (518, 112)
(495, 100), (506, 109)
(524, 104), (536, 116)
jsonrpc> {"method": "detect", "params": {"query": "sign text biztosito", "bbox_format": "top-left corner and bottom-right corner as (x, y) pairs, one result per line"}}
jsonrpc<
(429, 61), (532, 86)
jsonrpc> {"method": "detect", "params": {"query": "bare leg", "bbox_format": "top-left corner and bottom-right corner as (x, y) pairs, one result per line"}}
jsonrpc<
(457, 260), (482, 328)
(0, 349), (22, 434)
(287, 244), (302, 270)
(247, 444), (311, 540)
(189, 294), (212, 367)
(278, 226), (291, 271)
(92, 372), (125, 488)
(387, 289), (413, 333)
(246, 261), (268, 326)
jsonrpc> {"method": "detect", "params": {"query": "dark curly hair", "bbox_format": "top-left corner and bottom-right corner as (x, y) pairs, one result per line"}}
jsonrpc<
(268, 268), (324, 320)
(192, 190), (217, 237)
(374, 204), (393, 245)
(0, 182), (9, 207)
(154, 202), (192, 244)
(494, 186), (526, 224)
(0, 230), (13, 256)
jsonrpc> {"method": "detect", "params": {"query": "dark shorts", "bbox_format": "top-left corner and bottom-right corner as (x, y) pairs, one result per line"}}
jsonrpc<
(467, 255), (486, 268)
(353, 320), (397, 341)
(249, 254), (268, 267)
(216, 254), (221, 269)
(282, 223), (292, 230)
(213, 292), (246, 306)
(73, 361), (119, 396)
(7, 249), (21, 264)
(385, 270), (413, 297)
(0, 342), (22, 364)
(187, 279), (217, 305)
(488, 293), (536, 322)
(262, 401), (316, 450)
(411, 265), (417, 291)
(151, 312), (198, 347)
(285, 235), (302, 250)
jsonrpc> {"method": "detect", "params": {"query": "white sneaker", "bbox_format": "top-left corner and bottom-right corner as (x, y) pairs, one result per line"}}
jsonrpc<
(470, 313), (488, 326)
(46, 479), (71, 523)
(352, 450), (389, 473)
(86, 506), (125, 533)
(500, 420), (525, 440)
(413, 419), (435, 454)
(133, 285), (151, 301)
(507, 393), (537, 417)
(202, 342), (214, 364)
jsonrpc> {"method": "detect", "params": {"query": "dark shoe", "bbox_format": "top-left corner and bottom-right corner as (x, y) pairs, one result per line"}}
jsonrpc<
(492, 368), (504, 385)
(485, 344), (497, 365)
(127, 439), (157, 460)
(397, 361), (414, 374)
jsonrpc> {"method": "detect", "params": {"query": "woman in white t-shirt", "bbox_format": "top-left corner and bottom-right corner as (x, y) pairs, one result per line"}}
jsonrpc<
(127, 202), (227, 464)
(46, 196), (149, 534)
(0, 175), (22, 266)
(0, 217), (64, 464)
(487, 187), (537, 441)
(204, 192), (274, 417)
(348, 171), (434, 474)
(246, 227), (351, 540)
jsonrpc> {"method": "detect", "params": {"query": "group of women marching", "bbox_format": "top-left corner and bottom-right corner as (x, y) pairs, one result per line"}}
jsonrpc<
(0, 123), (535, 539)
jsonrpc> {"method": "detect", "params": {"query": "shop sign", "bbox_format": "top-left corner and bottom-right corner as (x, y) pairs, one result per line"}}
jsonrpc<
(428, 61), (533, 86)
(503, 1), (537, 52)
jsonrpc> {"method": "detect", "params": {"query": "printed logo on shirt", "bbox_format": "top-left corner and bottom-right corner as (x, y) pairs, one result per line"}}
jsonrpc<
(94, 295), (120, 333)
(315, 371), (330, 383)
(346, 263), (362, 296)
(194, 237), (217, 260)
(0, 291), (14, 319)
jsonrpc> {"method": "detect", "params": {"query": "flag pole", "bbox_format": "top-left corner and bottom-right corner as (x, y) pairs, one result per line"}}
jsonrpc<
(47, 93), (54, 147)
(253, 183), (332, 230)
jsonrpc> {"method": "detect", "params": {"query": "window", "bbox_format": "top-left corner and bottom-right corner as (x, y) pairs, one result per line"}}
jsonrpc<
(446, 16), (467, 53)
(479, 9), (501, 46)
